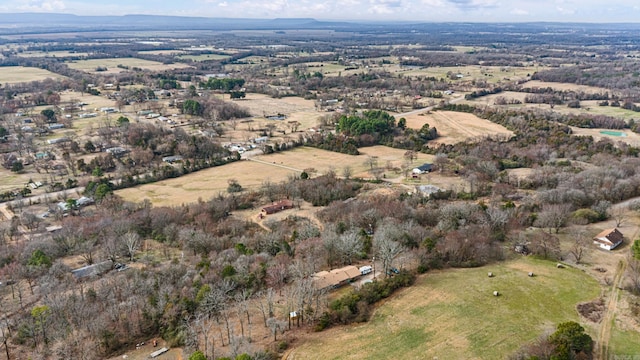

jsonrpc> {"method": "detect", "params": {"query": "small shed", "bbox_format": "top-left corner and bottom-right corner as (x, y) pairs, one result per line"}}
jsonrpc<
(593, 228), (624, 251)
(261, 200), (294, 215)
(150, 347), (169, 358)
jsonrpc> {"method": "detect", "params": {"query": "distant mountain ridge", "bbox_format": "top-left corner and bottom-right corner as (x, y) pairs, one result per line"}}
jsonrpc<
(1, 13), (640, 36)
(0, 13), (352, 33)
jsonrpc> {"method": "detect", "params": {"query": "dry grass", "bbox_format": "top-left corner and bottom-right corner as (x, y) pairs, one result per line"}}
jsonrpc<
(403, 110), (513, 144)
(0, 168), (41, 192)
(524, 80), (613, 94)
(138, 50), (186, 56)
(66, 58), (192, 74)
(221, 94), (325, 143)
(116, 160), (298, 207)
(115, 145), (442, 207)
(178, 54), (231, 61)
(396, 65), (538, 84)
(16, 51), (90, 58)
(0, 66), (66, 84)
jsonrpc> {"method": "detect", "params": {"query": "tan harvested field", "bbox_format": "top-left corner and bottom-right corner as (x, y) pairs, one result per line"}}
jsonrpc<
(178, 54), (231, 61)
(116, 146), (449, 207)
(236, 93), (316, 117)
(395, 65), (538, 84)
(67, 58), (192, 74)
(467, 91), (529, 106)
(570, 127), (640, 147)
(223, 93), (324, 141)
(525, 80), (612, 94)
(0, 66), (66, 84)
(403, 110), (513, 144)
(16, 50), (90, 58)
(138, 50), (186, 56)
(116, 159), (299, 206)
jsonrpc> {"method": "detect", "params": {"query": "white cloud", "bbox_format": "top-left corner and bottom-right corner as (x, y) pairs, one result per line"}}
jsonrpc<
(218, 2), (228, 7)
(15, 0), (66, 12)
(510, 8), (528, 15)
(556, 6), (575, 15)
(368, 0), (403, 15)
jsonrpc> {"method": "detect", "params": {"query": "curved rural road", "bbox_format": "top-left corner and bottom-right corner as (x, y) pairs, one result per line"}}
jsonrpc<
(596, 222), (639, 359)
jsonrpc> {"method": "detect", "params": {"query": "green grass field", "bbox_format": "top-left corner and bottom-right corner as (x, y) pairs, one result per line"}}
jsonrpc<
(288, 257), (600, 360)
(610, 325), (640, 357)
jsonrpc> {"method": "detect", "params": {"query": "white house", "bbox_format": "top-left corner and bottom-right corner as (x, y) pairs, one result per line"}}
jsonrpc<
(593, 228), (624, 251)
(412, 163), (433, 174)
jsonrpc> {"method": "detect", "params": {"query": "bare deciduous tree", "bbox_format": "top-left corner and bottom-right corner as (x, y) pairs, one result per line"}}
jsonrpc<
(535, 204), (572, 234)
(335, 230), (363, 265)
(121, 231), (140, 261)
(568, 228), (590, 264)
(529, 230), (560, 260)
(373, 222), (405, 276)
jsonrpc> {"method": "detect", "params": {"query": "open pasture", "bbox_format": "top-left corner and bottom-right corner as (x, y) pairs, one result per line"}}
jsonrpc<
(223, 93), (323, 140)
(66, 58), (192, 74)
(395, 64), (538, 84)
(138, 50), (186, 56)
(553, 101), (640, 121)
(178, 54), (231, 61)
(115, 159), (299, 207)
(285, 257), (599, 360)
(16, 50), (90, 58)
(115, 145), (438, 207)
(403, 110), (513, 144)
(0, 66), (66, 84)
(524, 80), (612, 94)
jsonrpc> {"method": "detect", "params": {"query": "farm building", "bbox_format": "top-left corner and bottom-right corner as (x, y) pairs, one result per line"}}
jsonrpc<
(106, 147), (128, 157)
(47, 123), (65, 130)
(261, 199), (294, 215)
(71, 261), (112, 279)
(47, 137), (70, 145)
(312, 265), (362, 290)
(412, 163), (433, 174)
(162, 155), (184, 163)
(593, 228), (624, 250)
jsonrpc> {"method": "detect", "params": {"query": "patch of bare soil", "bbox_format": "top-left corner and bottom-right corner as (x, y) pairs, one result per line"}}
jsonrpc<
(577, 298), (605, 323)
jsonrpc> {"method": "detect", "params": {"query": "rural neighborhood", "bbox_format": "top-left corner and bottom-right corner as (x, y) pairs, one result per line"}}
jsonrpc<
(0, 11), (639, 360)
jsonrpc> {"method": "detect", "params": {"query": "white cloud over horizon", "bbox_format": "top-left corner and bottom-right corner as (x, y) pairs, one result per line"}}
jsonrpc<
(0, 0), (639, 22)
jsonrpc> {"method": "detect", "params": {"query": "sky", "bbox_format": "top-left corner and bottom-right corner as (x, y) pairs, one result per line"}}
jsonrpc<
(0, 0), (640, 22)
